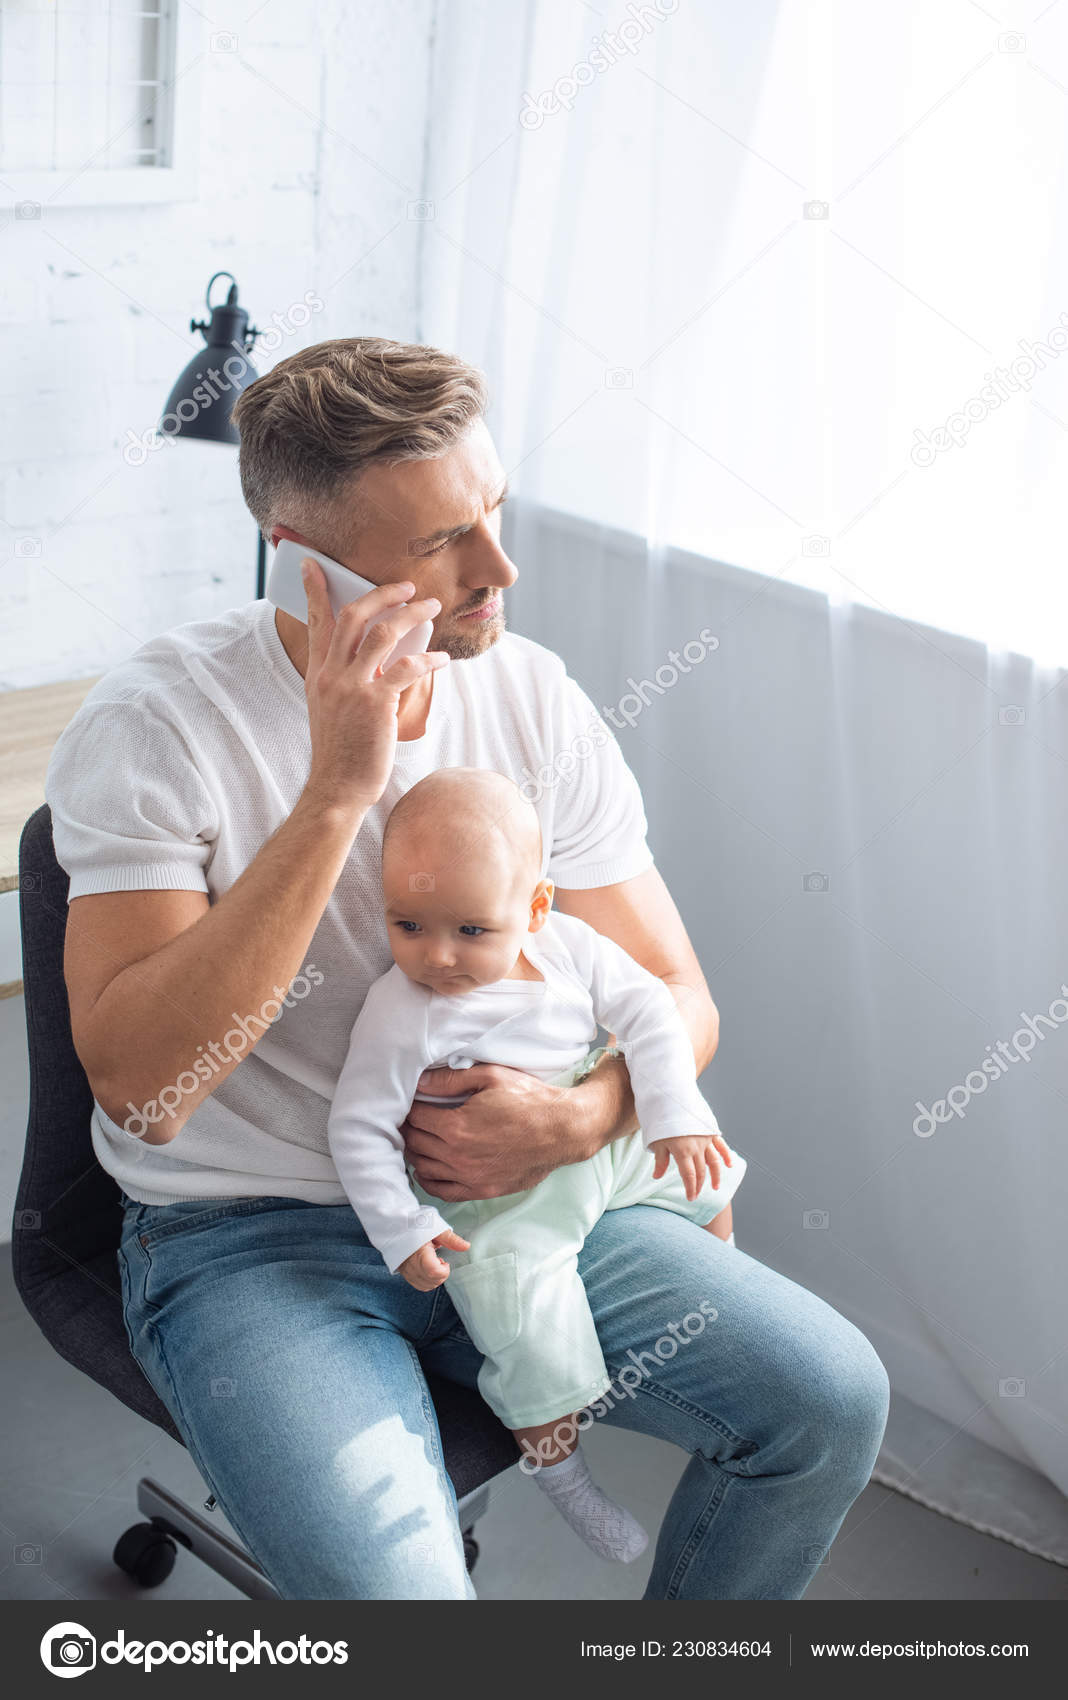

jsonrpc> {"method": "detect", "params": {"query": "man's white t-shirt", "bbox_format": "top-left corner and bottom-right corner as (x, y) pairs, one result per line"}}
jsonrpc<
(44, 600), (655, 1206)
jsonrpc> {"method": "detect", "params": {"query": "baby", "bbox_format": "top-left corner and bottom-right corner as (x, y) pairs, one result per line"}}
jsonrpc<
(327, 768), (746, 1564)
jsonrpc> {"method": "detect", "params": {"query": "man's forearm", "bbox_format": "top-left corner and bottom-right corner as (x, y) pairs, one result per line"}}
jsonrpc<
(84, 789), (365, 1138)
(567, 977), (720, 1158)
(666, 970), (720, 1070)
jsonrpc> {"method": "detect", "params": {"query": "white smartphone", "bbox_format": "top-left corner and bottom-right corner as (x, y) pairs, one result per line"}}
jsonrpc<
(265, 538), (434, 668)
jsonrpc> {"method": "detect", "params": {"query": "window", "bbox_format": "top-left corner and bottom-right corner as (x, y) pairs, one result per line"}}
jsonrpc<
(423, 1), (1068, 667)
(0, 1), (200, 205)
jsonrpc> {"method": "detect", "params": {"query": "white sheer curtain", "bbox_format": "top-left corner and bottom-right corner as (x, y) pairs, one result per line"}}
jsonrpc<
(421, 0), (1068, 1560)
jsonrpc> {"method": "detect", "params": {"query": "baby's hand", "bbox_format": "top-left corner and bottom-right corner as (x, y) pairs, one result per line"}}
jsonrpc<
(397, 1229), (471, 1291)
(650, 1132), (734, 1201)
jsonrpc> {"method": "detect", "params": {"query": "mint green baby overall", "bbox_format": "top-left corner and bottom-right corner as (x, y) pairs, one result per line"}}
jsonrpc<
(409, 1049), (746, 1430)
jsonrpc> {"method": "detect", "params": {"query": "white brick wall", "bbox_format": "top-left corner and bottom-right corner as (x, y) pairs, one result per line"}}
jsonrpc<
(0, 0), (436, 689)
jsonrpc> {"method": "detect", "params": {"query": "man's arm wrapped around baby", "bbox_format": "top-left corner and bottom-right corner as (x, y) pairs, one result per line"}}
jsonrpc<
(327, 970), (464, 1277)
(555, 912), (744, 1205)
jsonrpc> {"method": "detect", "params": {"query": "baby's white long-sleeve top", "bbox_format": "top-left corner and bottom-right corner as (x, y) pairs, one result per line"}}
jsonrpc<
(327, 909), (726, 1273)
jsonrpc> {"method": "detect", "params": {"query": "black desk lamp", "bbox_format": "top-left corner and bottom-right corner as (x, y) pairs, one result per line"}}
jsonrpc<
(160, 272), (268, 594)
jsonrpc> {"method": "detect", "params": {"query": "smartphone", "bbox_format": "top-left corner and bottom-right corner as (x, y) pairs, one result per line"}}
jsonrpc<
(265, 538), (434, 668)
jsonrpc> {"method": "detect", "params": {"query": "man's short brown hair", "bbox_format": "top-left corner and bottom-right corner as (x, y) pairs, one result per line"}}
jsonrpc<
(231, 337), (489, 555)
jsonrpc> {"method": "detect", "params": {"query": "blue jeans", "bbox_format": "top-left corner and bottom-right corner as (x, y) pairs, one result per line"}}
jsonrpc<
(117, 1192), (889, 1600)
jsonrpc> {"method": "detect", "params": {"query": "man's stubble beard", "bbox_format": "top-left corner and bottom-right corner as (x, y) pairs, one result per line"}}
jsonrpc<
(435, 608), (507, 662)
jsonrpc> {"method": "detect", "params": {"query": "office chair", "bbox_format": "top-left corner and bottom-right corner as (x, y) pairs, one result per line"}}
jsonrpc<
(12, 804), (518, 1597)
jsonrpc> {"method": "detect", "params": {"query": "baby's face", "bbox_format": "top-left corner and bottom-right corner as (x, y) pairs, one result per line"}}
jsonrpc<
(383, 852), (538, 995)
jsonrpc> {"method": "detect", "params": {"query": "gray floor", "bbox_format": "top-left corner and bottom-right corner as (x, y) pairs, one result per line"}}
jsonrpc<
(1, 1249), (1065, 1602)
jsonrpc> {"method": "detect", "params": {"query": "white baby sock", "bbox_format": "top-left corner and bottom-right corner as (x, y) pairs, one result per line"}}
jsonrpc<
(530, 1446), (649, 1563)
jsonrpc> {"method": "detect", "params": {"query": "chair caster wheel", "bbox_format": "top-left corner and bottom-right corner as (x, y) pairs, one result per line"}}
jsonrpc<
(113, 1521), (178, 1587)
(463, 1532), (479, 1572)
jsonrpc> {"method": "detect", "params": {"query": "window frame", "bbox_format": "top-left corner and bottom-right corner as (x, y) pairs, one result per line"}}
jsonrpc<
(0, 4), (202, 208)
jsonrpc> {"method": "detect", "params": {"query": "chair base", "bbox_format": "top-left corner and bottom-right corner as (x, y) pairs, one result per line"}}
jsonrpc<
(116, 1475), (496, 1598)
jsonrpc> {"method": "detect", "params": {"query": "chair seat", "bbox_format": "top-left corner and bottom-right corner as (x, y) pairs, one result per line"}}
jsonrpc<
(24, 1247), (519, 1492)
(22, 1239), (518, 1499)
(18, 1247), (184, 1441)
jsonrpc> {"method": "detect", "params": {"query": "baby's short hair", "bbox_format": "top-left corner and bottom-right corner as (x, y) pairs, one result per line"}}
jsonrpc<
(382, 767), (543, 882)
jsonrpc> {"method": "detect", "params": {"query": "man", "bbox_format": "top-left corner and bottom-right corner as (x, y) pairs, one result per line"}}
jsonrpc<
(46, 338), (888, 1600)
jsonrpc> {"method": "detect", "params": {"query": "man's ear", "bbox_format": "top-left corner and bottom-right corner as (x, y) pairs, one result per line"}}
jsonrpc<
(529, 878), (554, 932)
(271, 523), (312, 549)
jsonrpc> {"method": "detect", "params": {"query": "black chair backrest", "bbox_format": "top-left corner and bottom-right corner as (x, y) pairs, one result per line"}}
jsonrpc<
(13, 804), (181, 1439)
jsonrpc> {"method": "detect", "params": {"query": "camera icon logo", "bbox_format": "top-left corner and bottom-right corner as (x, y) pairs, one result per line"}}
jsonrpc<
(407, 200), (435, 220)
(15, 537), (43, 558)
(998, 1377), (1026, 1397)
(802, 871), (829, 894)
(409, 872), (435, 892)
(998, 32), (1026, 53)
(801, 1544), (829, 1564)
(40, 1622), (96, 1678)
(604, 367), (634, 389)
(15, 1542), (42, 1564)
(802, 534), (829, 557)
(15, 200), (42, 220)
(210, 1376), (236, 1398)
(803, 200), (829, 220)
(803, 1209), (829, 1230)
(14, 1209), (41, 1230)
(210, 30), (238, 52)
(998, 705), (1025, 726)
(411, 1208), (438, 1230)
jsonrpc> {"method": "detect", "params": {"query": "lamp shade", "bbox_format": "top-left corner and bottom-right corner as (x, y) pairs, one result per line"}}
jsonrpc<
(159, 271), (260, 444)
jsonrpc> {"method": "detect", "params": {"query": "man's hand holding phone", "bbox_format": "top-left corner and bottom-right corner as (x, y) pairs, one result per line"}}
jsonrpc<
(300, 556), (449, 816)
